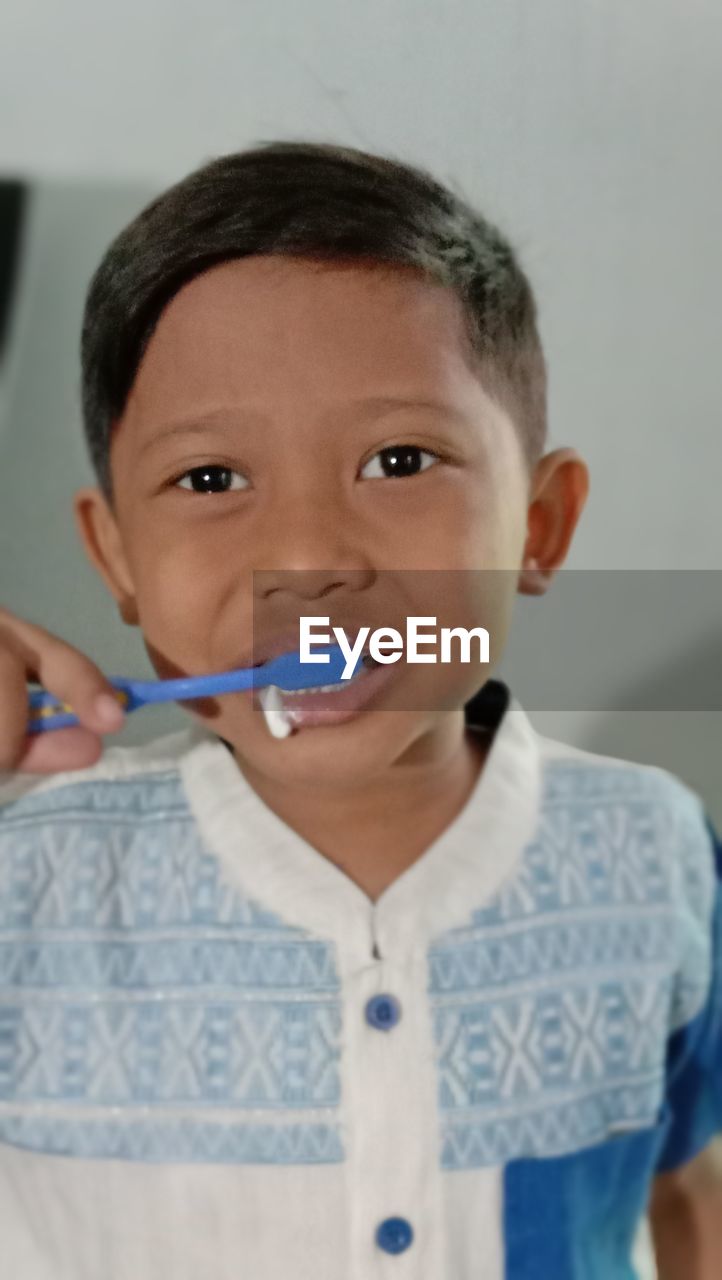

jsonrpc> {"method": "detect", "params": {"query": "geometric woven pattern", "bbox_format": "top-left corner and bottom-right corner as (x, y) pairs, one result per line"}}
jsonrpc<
(0, 754), (714, 1175)
(0, 1113), (343, 1164)
(430, 760), (714, 1169)
(0, 773), (344, 1163)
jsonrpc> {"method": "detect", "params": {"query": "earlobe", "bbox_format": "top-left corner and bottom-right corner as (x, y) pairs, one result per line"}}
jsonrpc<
(117, 597), (140, 626)
(72, 486), (140, 626)
(518, 557), (553, 596)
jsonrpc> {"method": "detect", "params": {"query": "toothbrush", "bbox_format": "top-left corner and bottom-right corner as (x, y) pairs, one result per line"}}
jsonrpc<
(26, 645), (363, 734)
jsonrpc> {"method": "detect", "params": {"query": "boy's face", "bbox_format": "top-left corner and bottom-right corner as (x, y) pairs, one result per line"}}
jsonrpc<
(75, 256), (586, 788)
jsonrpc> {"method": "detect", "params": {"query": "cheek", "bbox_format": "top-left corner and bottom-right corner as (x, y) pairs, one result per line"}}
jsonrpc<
(369, 476), (501, 568)
(125, 528), (244, 659)
(425, 567), (517, 673)
(438, 483), (528, 570)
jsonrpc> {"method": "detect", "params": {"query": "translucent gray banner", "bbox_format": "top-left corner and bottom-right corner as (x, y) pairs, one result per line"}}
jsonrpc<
(250, 570), (722, 712)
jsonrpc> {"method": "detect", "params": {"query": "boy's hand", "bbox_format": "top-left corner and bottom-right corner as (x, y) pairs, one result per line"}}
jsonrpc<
(0, 606), (125, 775)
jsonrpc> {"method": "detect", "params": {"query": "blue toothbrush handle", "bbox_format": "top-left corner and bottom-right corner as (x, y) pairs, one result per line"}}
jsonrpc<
(26, 645), (361, 734)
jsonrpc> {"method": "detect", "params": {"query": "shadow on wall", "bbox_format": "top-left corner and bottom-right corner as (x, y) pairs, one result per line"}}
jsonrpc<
(580, 631), (722, 829)
(0, 176), (158, 708)
(497, 572), (722, 825)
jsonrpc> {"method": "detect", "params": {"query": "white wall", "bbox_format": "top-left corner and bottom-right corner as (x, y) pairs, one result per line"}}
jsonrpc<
(0, 0), (719, 819)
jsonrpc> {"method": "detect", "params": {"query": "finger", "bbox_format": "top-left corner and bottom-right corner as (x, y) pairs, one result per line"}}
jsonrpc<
(13, 725), (105, 775)
(0, 646), (36, 770)
(0, 610), (125, 737)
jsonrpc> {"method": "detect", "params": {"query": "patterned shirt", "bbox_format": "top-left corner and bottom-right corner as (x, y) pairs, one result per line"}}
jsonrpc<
(0, 680), (720, 1279)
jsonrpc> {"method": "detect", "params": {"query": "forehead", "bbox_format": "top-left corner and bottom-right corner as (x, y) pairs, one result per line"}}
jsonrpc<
(120, 255), (487, 434)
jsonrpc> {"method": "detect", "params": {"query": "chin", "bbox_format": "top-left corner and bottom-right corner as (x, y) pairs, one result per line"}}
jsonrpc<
(227, 706), (424, 780)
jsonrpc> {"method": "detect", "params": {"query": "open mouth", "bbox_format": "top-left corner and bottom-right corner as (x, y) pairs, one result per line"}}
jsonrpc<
(256, 650), (394, 738)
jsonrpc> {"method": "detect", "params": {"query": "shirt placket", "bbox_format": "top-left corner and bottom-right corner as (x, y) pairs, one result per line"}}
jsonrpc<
(339, 929), (446, 1280)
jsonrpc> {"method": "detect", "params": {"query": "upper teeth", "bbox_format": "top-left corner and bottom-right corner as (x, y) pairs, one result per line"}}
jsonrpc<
(288, 680), (351, 695)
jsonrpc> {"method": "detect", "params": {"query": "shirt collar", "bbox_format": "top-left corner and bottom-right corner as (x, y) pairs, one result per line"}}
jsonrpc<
(179, 682), (541, 966)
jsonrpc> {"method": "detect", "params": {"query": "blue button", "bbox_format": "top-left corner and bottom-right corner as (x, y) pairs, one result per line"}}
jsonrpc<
(376, 1216), (414, 1254)
(365, 993), (402, 1030)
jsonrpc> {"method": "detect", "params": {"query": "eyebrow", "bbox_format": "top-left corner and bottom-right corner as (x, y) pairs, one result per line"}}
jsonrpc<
(139, 396), (472, 455)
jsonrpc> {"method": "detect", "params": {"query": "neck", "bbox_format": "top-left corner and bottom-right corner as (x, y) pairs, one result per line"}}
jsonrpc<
(231, 716), (492, 902)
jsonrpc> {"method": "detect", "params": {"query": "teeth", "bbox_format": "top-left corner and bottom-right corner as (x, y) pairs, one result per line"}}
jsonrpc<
(283, 664), (368, 695)
(258, 684), (293, 738)
(257, 664), (369, 736)
(285, 681), (351, 695)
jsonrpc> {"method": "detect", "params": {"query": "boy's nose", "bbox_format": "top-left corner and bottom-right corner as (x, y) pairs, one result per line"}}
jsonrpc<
(251, 567), (375, 601)
(250, 489), (375, 582)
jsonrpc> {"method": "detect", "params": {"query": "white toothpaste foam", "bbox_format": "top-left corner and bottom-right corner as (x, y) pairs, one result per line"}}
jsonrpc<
(258, 684), (293, 739)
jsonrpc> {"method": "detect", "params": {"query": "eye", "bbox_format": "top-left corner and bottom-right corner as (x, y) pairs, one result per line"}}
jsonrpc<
(360, 444), (440, 480)
(174, 465), (249, 494)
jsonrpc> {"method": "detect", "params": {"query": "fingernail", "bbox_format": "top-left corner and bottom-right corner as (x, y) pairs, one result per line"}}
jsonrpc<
(94, 693), (124, 726)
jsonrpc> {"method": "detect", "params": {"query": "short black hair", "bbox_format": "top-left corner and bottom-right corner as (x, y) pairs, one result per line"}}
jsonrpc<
(80, 140), (547, 502)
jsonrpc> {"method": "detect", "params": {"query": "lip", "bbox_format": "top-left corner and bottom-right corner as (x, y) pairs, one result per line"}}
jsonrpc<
(253, 654), (400, 729)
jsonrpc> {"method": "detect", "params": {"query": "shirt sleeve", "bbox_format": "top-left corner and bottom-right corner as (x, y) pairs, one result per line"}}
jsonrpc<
(654, 806), (722, 1173)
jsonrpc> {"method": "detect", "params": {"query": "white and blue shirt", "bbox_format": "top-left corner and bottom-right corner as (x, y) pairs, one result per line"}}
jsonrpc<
(0, 681), (720, 1279)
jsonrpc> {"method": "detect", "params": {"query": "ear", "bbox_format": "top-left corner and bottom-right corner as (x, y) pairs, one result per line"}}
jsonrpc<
(517, 448), (590, 596)
(73, 487), (140, 625)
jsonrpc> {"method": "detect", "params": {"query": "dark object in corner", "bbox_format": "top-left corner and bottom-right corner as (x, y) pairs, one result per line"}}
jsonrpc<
(0, 178), (28, 365)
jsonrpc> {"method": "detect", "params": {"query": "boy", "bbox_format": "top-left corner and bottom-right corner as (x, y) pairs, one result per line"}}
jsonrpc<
(0, 140), (720, 1279)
